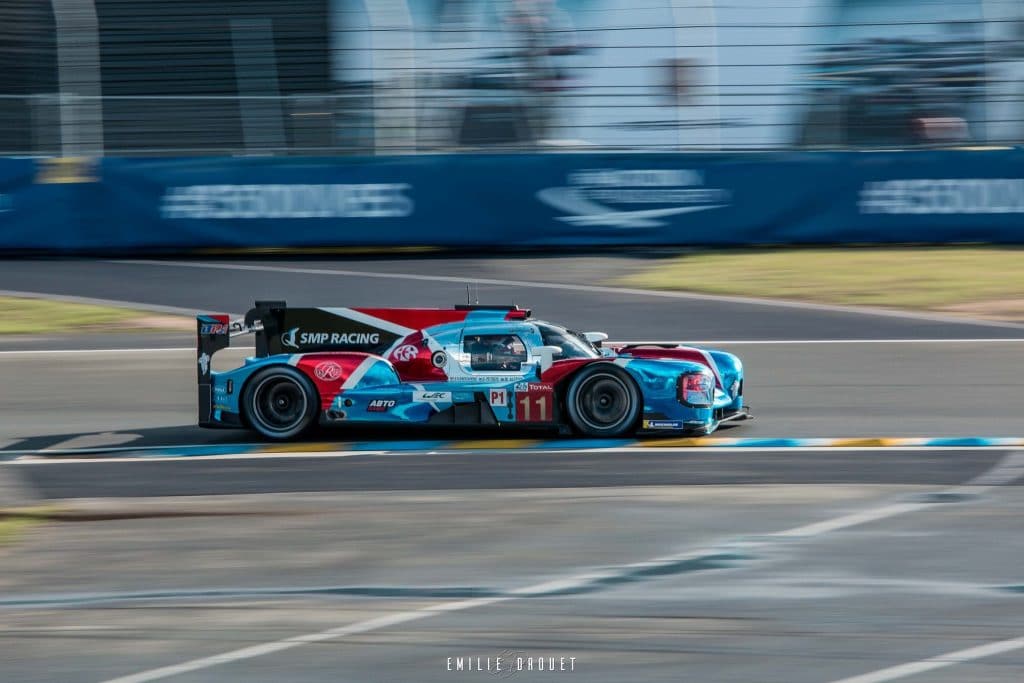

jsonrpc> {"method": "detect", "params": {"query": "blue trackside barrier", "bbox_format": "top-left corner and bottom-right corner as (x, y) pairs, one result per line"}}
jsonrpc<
(2, 149), (1024, 251)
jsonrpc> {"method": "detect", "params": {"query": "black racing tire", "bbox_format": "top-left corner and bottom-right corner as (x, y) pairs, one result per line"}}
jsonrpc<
(241, 366), (319, 441)
(565, 364), (642, 437)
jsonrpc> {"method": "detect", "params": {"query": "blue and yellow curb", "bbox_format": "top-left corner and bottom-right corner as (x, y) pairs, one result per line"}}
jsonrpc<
(2, 436), (1023, 461)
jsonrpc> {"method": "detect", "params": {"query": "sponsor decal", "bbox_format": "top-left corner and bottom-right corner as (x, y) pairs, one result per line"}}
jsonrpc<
(488, 389), (507, 407)
(200, 323), (229, 335)
(859, 178), (1024, 215)
(516, 383), (554, 423)
(282, 327), (381, 349)
(367, 399), (396, 412)
(197, 352), (210, 375)
(392, 344), (419, 362)
(537, 168), (729, 229)
(431, 350), (448, 368)
(413, 390), (452, 403)
(515, 382), (553, 393)
(160, 183), (414, 220)
(314, 361), (344, 382)
(458, 375), (523, 383)
(643, 419), (685, 430)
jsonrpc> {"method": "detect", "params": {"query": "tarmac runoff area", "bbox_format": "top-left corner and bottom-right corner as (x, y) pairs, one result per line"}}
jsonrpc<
(1, 256), (1023, 682)
(1, 453), (1024, 683)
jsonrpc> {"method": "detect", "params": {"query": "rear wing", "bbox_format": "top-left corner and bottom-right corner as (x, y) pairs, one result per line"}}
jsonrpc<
(196, 300), (287, 425)
(196, 312), (232, 426)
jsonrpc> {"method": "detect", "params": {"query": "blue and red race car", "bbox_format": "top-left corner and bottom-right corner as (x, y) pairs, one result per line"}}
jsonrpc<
(197, 302), (749, 440)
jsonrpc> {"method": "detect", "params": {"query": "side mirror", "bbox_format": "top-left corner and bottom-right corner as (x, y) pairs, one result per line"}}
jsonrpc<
(532, 345), (563, 373)
(582, 331), (608, 347)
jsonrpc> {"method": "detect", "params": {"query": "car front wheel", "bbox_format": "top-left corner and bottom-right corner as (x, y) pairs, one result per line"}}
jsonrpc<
(565, 364), (641, 437)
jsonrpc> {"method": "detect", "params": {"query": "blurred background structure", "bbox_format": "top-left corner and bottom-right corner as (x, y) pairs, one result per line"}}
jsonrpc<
(3, 0), (1024, 157)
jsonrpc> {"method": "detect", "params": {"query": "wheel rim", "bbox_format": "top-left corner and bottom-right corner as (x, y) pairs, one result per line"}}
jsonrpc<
(252, 376), (308, 433)
(575, 373), (631, 431)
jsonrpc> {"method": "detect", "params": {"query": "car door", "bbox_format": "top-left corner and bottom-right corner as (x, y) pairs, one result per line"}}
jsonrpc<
(439, 325), (535, 418)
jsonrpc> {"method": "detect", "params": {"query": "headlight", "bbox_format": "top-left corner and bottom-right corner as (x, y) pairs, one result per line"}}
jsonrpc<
(678, 372), (715, 406)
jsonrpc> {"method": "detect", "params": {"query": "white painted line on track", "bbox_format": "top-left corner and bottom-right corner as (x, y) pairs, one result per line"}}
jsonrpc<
(0, 347), (256, 356)
(94, 450), (1024, 683)
(114, 259), (1024, 330)
(824, 635), (1024, 683)
(6, 450), (381, 465)
(2, 338), (1022, 357)
(778, 451), (1024, 540)
(961, 451), (1024, 488)
(2, 445), (1019, 465)
(774, 503), (930, 538)
(99, 597), (507, 683)
(0, 289), (205, 318)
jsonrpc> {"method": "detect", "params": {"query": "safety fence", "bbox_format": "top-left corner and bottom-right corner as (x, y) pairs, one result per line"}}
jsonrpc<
(2, 149), (1024, 252)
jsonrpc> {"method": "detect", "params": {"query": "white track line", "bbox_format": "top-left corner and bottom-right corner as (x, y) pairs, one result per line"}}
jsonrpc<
(5, 450), (381, 465)
(95, 452), (1024, 683)
(0, 347), (255, 356)
(780, 451), (1024, 538)
(115, 259), (1024, 330)
(774, 503), (931, 538)
(1, 338), (1022, 357)
(99, 597), (506, 683)
(825, 636), (1024, 683)
(0, 289), (202, 317)
(2, 445), (1019, 466)
(961, 451), (1024, 487)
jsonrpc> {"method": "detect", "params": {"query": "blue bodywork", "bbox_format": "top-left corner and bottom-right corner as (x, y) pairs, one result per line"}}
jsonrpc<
(201, 308), (747, 436)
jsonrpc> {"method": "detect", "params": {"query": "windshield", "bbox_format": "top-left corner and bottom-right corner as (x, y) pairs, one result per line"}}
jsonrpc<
(535, 322), (601, 359)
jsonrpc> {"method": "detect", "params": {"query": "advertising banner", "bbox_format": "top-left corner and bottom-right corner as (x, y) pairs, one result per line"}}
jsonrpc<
(2, 150), (1024, 251)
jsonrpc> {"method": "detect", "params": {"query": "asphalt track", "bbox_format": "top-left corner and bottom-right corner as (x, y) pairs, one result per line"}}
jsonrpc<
(9, 448), (1005, 499)
(1, 256), (1023, 683)
(0, 256), (1022, 451)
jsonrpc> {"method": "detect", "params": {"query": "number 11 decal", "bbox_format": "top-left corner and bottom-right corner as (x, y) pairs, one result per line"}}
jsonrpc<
(517, 386), (553, 423)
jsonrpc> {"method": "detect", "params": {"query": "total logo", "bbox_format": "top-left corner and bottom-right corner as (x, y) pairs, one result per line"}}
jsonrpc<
(536, 168), (730, 229)
(367, 399), (396, 412)
(514, 382), (552, 393)
(281, 327), (381, 349)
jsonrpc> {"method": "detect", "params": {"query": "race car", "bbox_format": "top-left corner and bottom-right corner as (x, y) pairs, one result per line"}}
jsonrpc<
(197, 302), (749, 440)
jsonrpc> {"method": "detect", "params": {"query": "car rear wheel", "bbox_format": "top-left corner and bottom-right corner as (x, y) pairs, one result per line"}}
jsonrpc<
(565, 364), (641, 437)
(242, 366), (319, 440)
